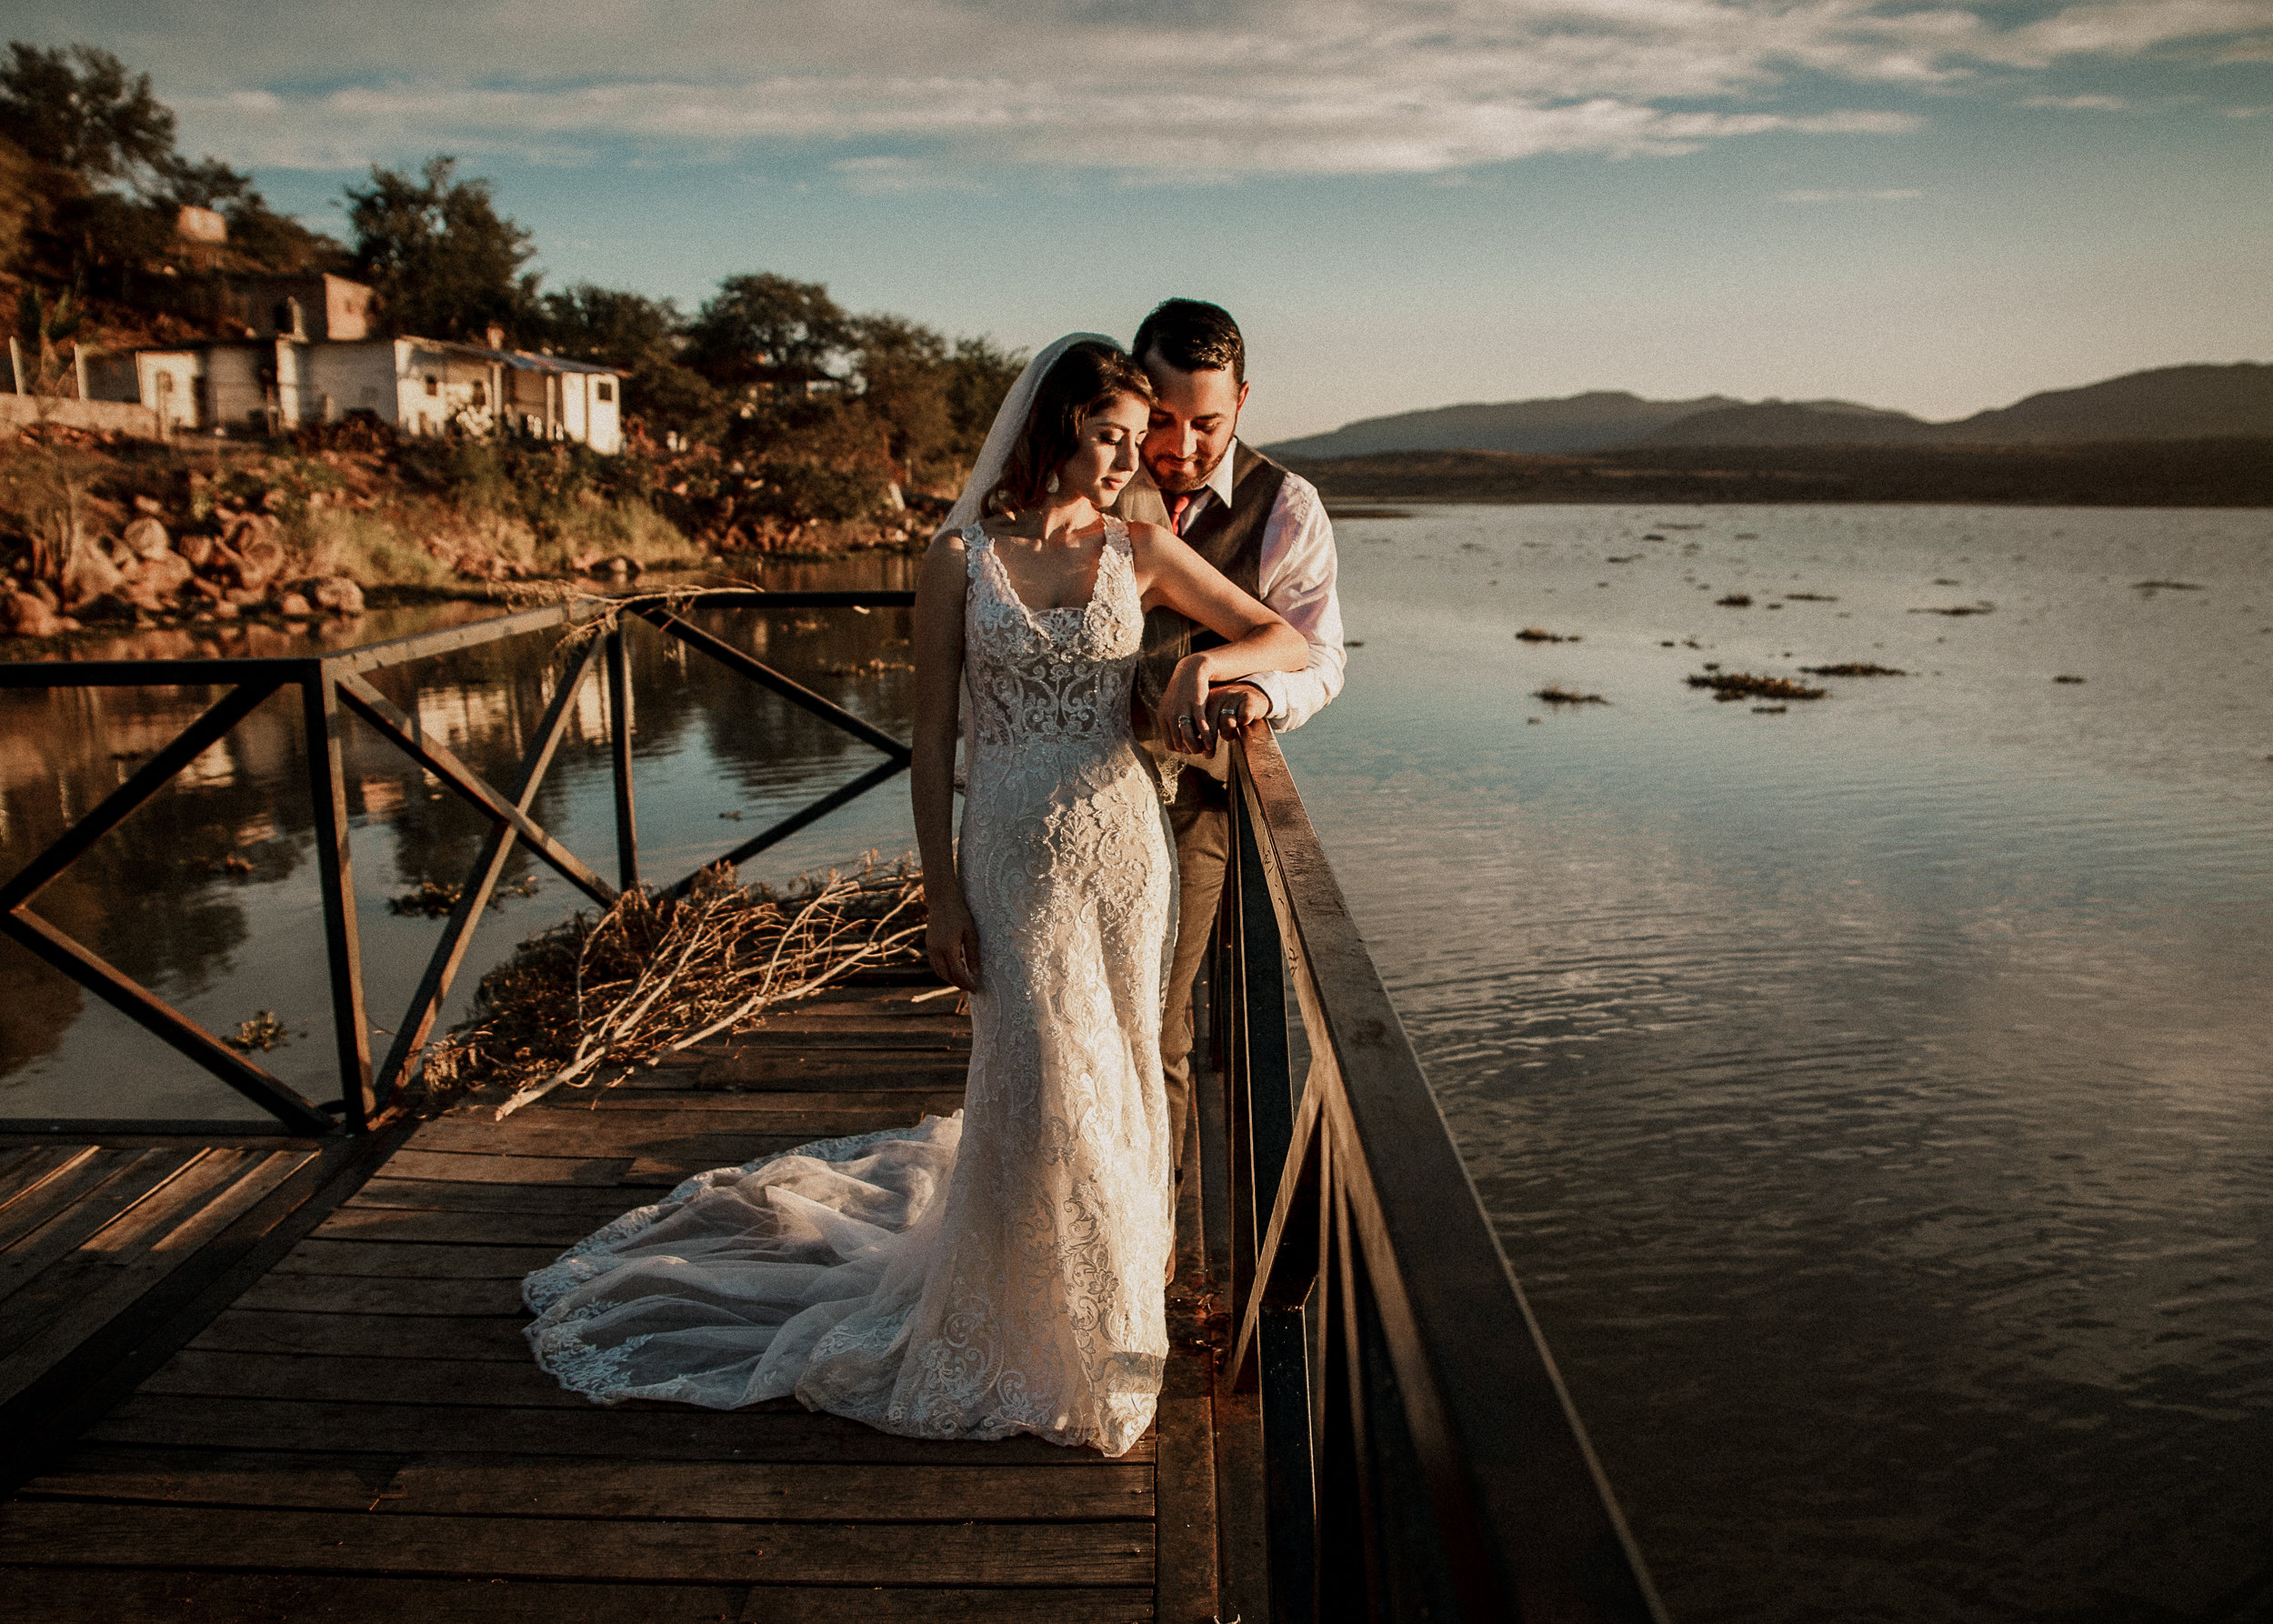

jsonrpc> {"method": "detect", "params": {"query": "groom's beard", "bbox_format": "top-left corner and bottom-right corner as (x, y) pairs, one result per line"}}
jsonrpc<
(1146, 446), (1228, 496)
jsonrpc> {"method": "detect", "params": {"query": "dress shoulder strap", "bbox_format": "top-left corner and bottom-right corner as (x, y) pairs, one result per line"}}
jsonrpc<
(959, 522), (991, 551)
(1101, 514), (1133, 555)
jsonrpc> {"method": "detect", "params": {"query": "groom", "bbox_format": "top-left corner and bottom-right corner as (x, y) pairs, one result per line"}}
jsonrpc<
(1115, 298), (1347, 1179)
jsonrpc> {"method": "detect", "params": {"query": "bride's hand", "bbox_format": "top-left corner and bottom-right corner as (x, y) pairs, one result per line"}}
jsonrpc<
(926, 890), (982, 991)
(1159, 656), (1215, 756)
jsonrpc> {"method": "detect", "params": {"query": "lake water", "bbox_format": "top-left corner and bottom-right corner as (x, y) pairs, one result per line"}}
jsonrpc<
(5, 505), (2269, 1622)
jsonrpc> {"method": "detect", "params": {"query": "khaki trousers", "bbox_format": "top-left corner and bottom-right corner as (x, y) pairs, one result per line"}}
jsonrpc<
(1161, 770), (1231, 1176)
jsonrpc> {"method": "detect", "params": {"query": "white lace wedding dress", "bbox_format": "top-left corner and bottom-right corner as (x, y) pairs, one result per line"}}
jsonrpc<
(523, 517), (1177, 1457)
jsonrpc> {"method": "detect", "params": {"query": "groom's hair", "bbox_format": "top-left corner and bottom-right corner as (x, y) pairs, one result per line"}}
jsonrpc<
(1133, 299), (1245, 386)
(993, 341), (1155, 515)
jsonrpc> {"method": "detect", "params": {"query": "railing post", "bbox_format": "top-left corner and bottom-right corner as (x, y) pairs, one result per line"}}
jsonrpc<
(606, 626), (639, 893)
(301, 662), (373, 1129)
(1228, 749), (1320, 1621)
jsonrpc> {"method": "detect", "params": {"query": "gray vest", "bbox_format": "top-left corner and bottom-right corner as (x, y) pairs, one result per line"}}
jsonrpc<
(1119, 444), (1290, 733)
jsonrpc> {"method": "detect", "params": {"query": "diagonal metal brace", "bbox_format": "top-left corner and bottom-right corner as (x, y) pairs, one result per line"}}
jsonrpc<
(370, 639), (608, 1101)
(331, 671), (616, 909)
(0, 908), (334, 1134)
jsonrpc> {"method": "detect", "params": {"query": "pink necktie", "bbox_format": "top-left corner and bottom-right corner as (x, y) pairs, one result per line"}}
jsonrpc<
(1168, 494), (1192, 535)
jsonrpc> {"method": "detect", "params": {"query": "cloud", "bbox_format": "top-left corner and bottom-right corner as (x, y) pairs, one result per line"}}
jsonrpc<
(119, 0), (2273, 179)
(2020, 93), (2132, 108)
(1778, 186), (1927, 202)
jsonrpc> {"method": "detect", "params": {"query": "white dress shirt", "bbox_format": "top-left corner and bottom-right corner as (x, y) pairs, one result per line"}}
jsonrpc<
(1154, 439), (1346, 733)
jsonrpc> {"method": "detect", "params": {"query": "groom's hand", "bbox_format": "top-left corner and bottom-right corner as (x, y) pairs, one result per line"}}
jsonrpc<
(1205, 683), (1269, 744)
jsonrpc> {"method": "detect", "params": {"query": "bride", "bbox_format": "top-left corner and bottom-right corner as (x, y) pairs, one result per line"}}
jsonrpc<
(522, 334), (1306, 1456)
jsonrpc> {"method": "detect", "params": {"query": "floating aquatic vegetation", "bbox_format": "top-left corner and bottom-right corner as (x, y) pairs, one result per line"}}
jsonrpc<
(1783, 592), (1838, 601)
(2054, 675), (2087, 683)
(1533, 684), (1609, 706)
(388, 875), (539, 917)
(1752, 705), (1788, 715)
(1910, 603), (1995, 617)
(225, 1010), (289, 1051)
(1800, 663), (1908, 677)
(2132, 580), (2203, 592)
(1515, 627), (1578, 643)
(1687, 672), (1827, 702)
(1715, 594), (1754, 607)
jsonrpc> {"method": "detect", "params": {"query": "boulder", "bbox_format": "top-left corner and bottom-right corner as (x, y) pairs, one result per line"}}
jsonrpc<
(118, 576), (176, 614)
(3, 589), (65, 637)
(122, 515), (173, 561)
(277, 592), (313, 618)
(27, 578), (58, 608)
(224, 586), (267, 608)
(225, 515), (286, 591)
(305, 576), (365, 616)
(178, 532), (217, 570)
(137, 551), (195, 598)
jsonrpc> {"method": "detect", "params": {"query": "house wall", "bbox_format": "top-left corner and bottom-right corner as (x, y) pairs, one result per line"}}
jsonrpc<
(136, 353), (204, 433)
(83, 352), (143, 404)
(202, 346), (273, 432)
(297, 343), (401, 425)
(320, 277), (374, 342)
(587, 374), (622, 454)
(0, 395), (161, 437)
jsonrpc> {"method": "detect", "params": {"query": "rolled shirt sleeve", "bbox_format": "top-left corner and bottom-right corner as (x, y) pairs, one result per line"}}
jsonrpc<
(1243, 471), (1346, 732)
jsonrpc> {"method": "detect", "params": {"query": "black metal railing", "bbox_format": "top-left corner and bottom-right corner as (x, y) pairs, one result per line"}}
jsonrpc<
(0, 590), (914, 1137)
(1214, 726), (1667, 1622)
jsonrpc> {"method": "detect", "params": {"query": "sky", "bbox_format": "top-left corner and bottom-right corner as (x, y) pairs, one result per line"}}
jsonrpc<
(15, 0), (2272, 443)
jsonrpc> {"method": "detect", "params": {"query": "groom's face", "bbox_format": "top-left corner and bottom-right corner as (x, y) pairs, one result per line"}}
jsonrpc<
(1139, 354), (1249, 495)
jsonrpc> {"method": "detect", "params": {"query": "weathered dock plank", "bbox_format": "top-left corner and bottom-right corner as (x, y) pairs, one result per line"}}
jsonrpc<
(0, 1499), (1157, 1585)
(88, 1392), (1159, 1465)
(0, 1570), (1153, 1624)
(22, 1446), (1154, 1520)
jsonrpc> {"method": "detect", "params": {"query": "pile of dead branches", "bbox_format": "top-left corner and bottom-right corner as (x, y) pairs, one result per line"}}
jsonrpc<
(419, 856), (926, 1118)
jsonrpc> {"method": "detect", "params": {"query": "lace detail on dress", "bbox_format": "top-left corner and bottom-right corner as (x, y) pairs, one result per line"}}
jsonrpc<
(523, 514), (1176, 1457)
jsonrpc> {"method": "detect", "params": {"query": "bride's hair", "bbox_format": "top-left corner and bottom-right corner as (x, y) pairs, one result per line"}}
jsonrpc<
(990, 341), (1153, 516)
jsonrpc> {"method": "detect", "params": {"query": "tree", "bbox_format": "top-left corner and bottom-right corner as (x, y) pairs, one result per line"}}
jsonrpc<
(943, 335), (1027, 456)
(681, 273), (849, 396)
(0, 44), (173, 192)
(848, 314), (954, 486)
(345, 155), (536, 342)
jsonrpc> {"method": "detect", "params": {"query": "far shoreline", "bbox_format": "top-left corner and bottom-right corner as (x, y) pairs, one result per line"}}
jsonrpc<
(1296, 436), (2273, 509)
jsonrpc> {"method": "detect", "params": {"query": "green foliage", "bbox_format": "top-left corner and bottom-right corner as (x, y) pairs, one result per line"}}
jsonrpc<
(682, 273), (851, 395)
(0, 43), (173, 190)
(345, 155), (537, 342)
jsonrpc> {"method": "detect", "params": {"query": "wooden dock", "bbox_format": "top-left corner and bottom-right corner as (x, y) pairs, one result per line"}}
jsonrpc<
(0, 980), (1251, 1622)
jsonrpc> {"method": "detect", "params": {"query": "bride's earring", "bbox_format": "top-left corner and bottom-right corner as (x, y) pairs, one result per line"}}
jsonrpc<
(1045, 471), (1060, 494)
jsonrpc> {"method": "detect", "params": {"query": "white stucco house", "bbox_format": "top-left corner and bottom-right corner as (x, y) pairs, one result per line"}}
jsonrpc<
(116, 335), (625, 454)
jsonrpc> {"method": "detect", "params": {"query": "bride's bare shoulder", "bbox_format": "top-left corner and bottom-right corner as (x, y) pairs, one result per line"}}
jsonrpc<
(1121, 518), (1180, 552)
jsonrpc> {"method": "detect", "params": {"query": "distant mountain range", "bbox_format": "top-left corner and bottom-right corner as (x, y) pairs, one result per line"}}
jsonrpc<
(1265, 363), (2273, 458)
